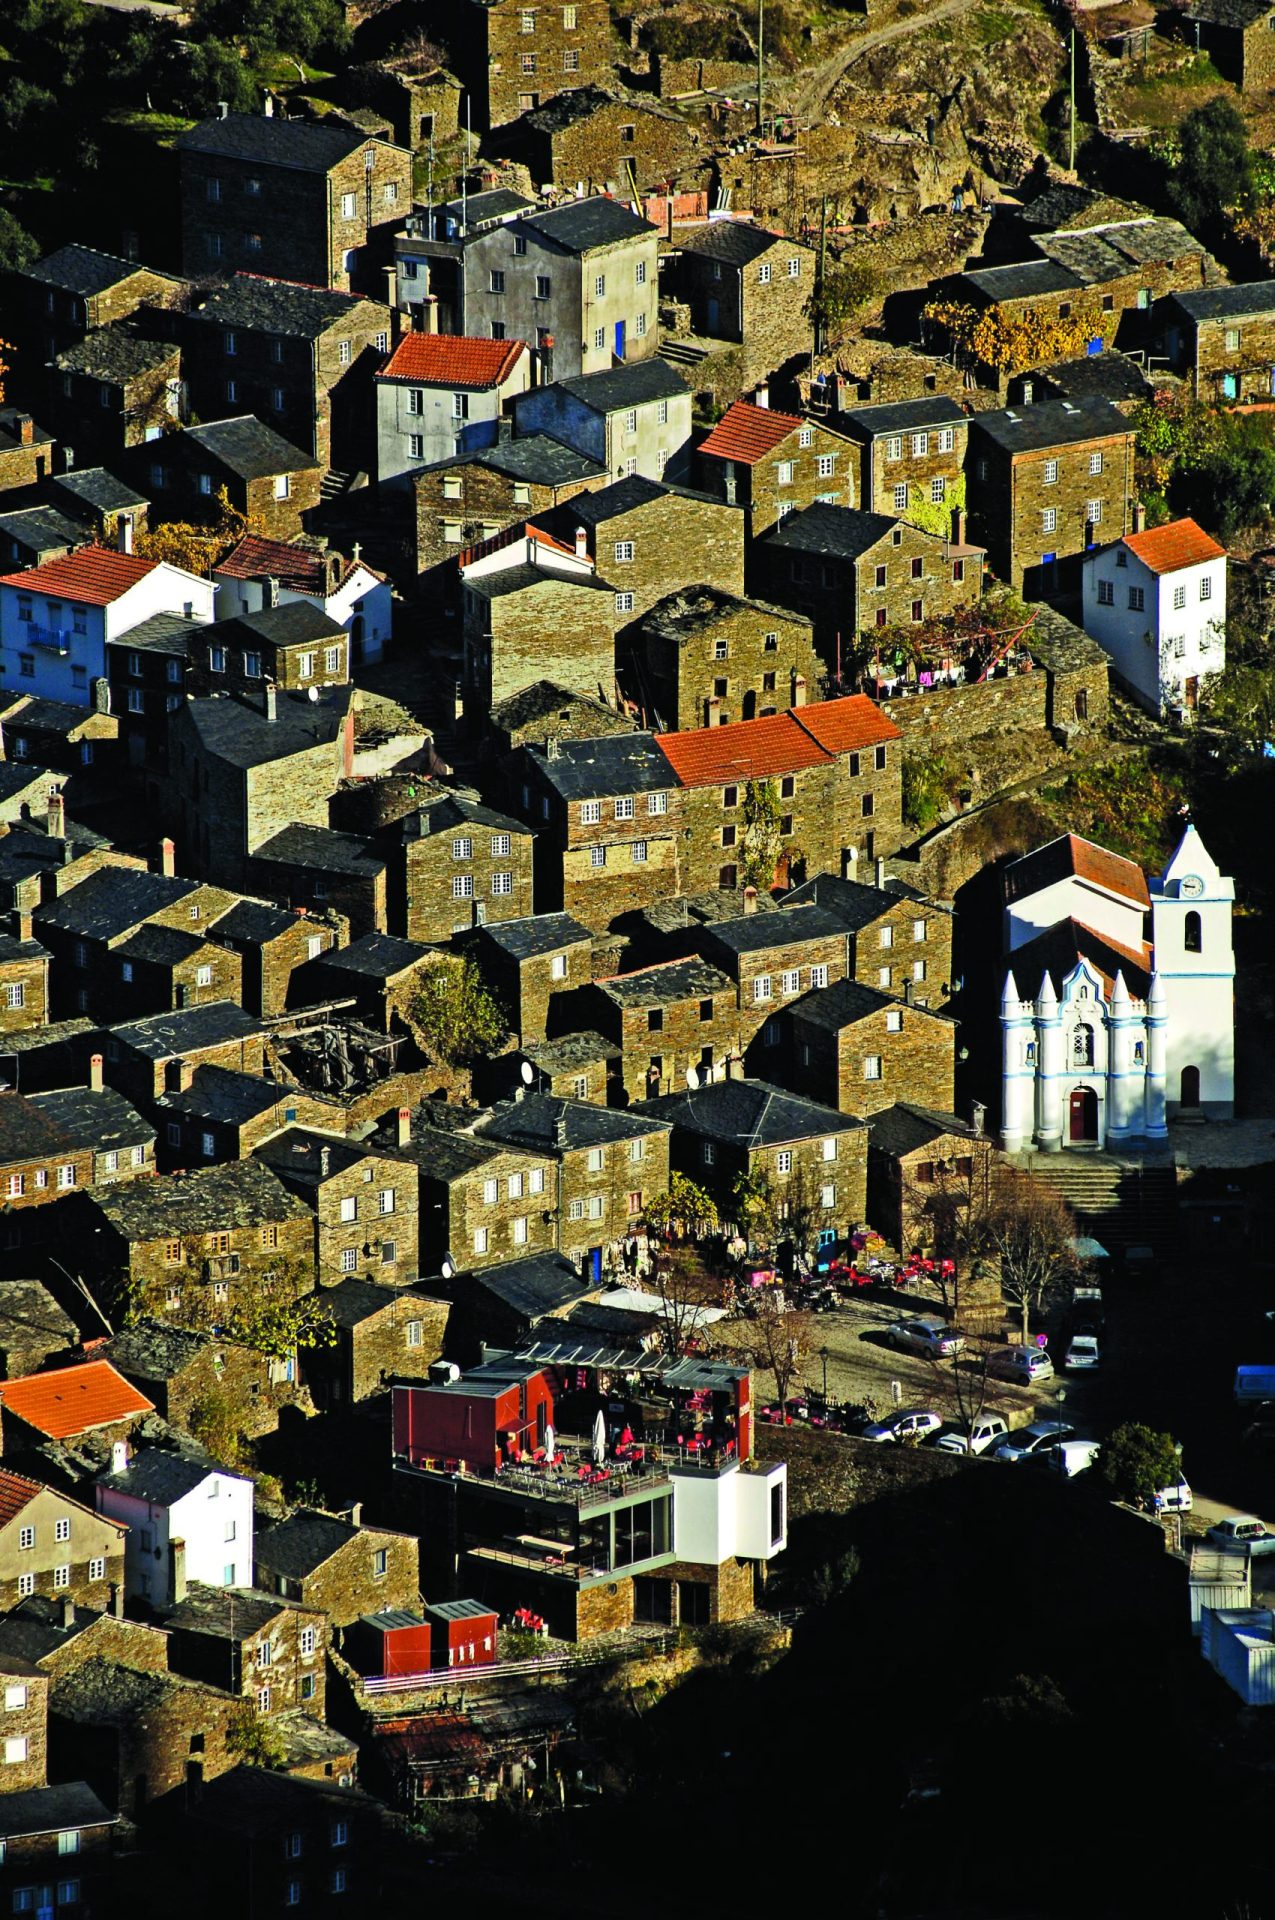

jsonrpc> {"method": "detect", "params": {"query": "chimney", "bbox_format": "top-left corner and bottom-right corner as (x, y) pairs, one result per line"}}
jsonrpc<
(89, 1053), (103, 1094)
(970, 1099), (986, 1137)
(742, 885), (758, 914)
(59, 1595), (75, 1630)
(111, 1439), (129, 1474)
(264, 681), (278, 723)
(727, 1055), (745, 1080)
(14, 415), (34, 448)
(170, 1537), (187, 1607)
(396, 1105), (411, 1148)
(216, 100), (229, 118)
(574, 527), (588, 560)
(950, 504), (964, 547)
(497, 416), (513, 445)
(117, 513), (134, 555)
(792, 673), (807, 709)
(320, 1145), (331, 1177)
(164, 1056), (193, 1094)
(347, 1502), (362, 1528)
(754, 384), (770, 410)
(554, 1116), (568, 1148)
(875, 856), (885, 889)
(157, 837), (177, 878)
(1132, 500), (1146, 534)
(109, 1583), (124, 1619)
(263, 93), (274, 118)
(545, 736), (560, 760)
(265, 575), (280, 609)
(904, 979), (914, 1006)
(11, 909), (31, 943)
(46, 789), (65, 841)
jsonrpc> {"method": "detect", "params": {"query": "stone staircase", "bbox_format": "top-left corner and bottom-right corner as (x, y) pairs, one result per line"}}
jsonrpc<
(1010, 1151), (1179, 1255)
(320, 467), (357, 503)
(658, 337), (711, 371)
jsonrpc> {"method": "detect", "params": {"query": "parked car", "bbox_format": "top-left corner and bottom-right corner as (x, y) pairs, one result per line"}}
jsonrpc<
(1064, 1334), (1101, 1370)
(1070, 1284), (1105, 1333)
(861, 1408), (943, 1445)
(1206, 1515), (1275, 1554)
(1151, 1477), (1192, 1515)
(1026, 1437), (1102, 1478)
(885, 1318), (964, 1361)
(935, 1414), (1011, 1456)
(992, 1419), (1076, 1463)
(987, 1346), (1055, 1386)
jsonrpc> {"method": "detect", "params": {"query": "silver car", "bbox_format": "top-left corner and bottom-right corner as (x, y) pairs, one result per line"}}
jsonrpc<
(992, 1419), (1076, 1463)
(885, 1318), (964, 1361)
(861, 1408), (943, 1445)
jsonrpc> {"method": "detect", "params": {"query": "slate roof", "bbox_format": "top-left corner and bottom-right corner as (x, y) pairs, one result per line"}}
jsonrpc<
(635, 1078), (864, 1146)
(1181, 0), (1273, 27)
(316, 932), (433, 980)
(438, 187), (535, 230)
(254, 823), (386, 878)
(463, 561), (613, 602)
(698, 399), (805, 465)
(515, 85), (652, 133)
(378, 333), (525, 388)
(521, 1031), (619, 1072)
(970, 397), (1134, 455)
(213, 602), (344, 650)
(782, 871), (940, 929)
(0, 1596), (107, 1665)
(89, 1159), (310, 1240)
(957, 259), (1084, 302)
(297, 1277), (402, 1328)
(1168, 280), (1275, 324)
(525, 732), (674, 799)
(256, 1508), (399, 1577)
(193, 274), (367, 338)
(476, 1093), (669, 1155)
(0, 1782), (117, 1841)
(476, 911), (593, 959)
(33, 868), (198, 941)
(0, 507), (86, 557)
(28, 1086), (154, 1152)
(473, 434), (607, 487)
(163, 1581), (310, 1637)
(51, 1658), (201, 1723)
(49, 469), (149, 518)
(382, 1123), (509, 1181)
(176, 113), (394, 171)
(52, 331), (176, 384)
(597, 957), (733, 1006)
(760, 502), (899, 559)
(0, 545), (160, 604)
(181, 1764), (374, 1836)
(0, 1282), (78, 1348)
(548, 360), (688, 414)
(22, 244), (158, 296)
(114, 925), (214, 971)
(181, 686), (353, 769)
(488, 679), (634, 735)
(0, 1092), (89, 1165)
(104, 1319), (213, 1383)
(183, 416), (317, 480)
(866, 1102), (979, 1157)
(642, 584), (808, 641)
(209, 899), (300, 945)
(700, 903), (849, 956)
(1121, 518), (1226, 574)
(1003, 832), (1150, 908)
(158, 1064), (317, 1129)
(521, 196), (656, 252)
(255, 1127), (380, 1188)
(1036, 215), (1206, 277)
(468, 1252), (599, 1318)
(398, 791), (529, 841)
(97, 1446), (226, 1504)
(0, 413), (53, 455)
(840, 396), (968, 438)
(0, 1361), (153, 1439)
(107, 611), (197, 659)
(787, 975), (951, 1030)
(679, 221), (795, 265)
(106, 1000), (263, 1060)
(1030, 351), (1151, 406)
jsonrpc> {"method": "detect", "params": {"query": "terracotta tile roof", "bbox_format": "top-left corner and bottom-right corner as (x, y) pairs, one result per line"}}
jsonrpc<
(698, 400), (804, 466)
(0, 1471), (41, 1530)
(1012, 917), (1153, 1000)
(215, 536), (383, 594)
(1005, 833), (1150, 909)
(0, 547), (159, 605)
(377, 333), (526, 389)
(1121, 518), (1226, 574)
(794, 695), (902, 755)
(656, 711), (831, 786)
(0, 1361), (153, 1439)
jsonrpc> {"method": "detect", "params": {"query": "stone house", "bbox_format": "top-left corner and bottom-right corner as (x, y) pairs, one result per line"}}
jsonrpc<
(697, 400), (858, 543)
(385, 1120), (554, 1274)
(690, 905), (852, 1051)
(671, 223), (817, 391)
(169, 1768), (385, 1907)
(462, 547), (617, 720)
(162, 1582), (327, 1718)
(756, 502), (986, 658)
(212, 537), (392, 669)
(630, 585), (820, 731)
(0, 506), (83, 575)
(486, 678), (636, 755)
(27, 1074), (156, 1187)
(513, 359), (690, 479)
(165, 685), (355, 889)
(0, 1656), (49, 1791)
(0, 1594), (171, 1681)
(101, 1319), (308, 1443)
(78, 1159), (316, 1337)
(107, 923), (246, 1024)
(757, 977), (956, 1117)
(0, 414), (56, 496)
(192, 603), (351, 704)
(47, 470), (150, 551)
(387, 791), (536, 943)
(413, 433), (607, 587)
(491, 86), (699, 193)
(450, 0), (614, 128)
(155, 1065), (344, 1170)
(0, 1094), (99, 1217)
(512, 733), (686, 927)
(635, 1078), (868, 1238)
(0, 926), (51, 1034)
(175, 114), (413, 293)
(1163, 281), (1275, 403)
(576, 954), (740, 1103)
(100, 1002), (267, 1107)
(255, 1126), (419, 1287)
(302, 934), (437, 1033)
(48, 1658), (239, 1819)
(9, 245), (187, 381)
(248, 824), (389, 937)
(0, 1285), (78, 1380)
(254, 1508), (419, 1624)
(507, 1030), (620, 1103)
(184, 273), (392, 471)
(0, 1776), (119, 1908)
(441, 1248), (606, 1354)
(0, 699), (121, 787)
(298, 1281), (448, 1405)
(968, 397), (1137, 599)
(838, 396), (969, 522)
(464, 910), (596, 1044)
(783, 870), (955, 1008)
(209, 899), (342, 1018)
(865, 1101), (986, 1253)
(1180, 0), (1275, 88)
(132, 418), (322, 543)
(338, 54), (463, 148)
(531, 474), (746, 629)
(105, 612), (199, 776)
(0, 1360), (153, 1467)
(0, 1470), (127, 1615)
(376, 334), (531, 487)
(46, 330), (182, 464)
(31, 865), (239, 1024)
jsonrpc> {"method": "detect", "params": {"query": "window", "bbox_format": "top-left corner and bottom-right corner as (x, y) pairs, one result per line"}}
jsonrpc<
(1097, 579), (1114, 606)
(758, 262), (772, 284)
(243, 651), (261, 679)
(580, 799), (602, 826)
(615, 591), (634, 615)
(594, 328), (605, 351)
(1042, 508), (1057, 535)
(1128, 586), (1145, 612)
(910, 600), (923, 623)
(1086, 499), (1103, 527)
(56, 1165), (75, 1191)
(3, 1738), (25, 1765)
(776, 1150), (793, 1175)
(1172, 582), (1187, 611)
(777, 460), (795, 487)
(1225, 326), (1241, 352)
(5, 1175), (22, 1199)
(612, 796), (635, 823)
(613, 540), (634, 565)
(817, 454), (836, 479)
(17, 1527), (33, 1551)
(1087, 450), (1105, 476)
(54, 1517), (70, 1544)
(753, 975), (772, 1003)
(892, 484), (908, 513)
(339, 1194), (358, 1225)
(15, 1575), (33, 1599)
(723, 784), (739, 808)
(781, 969), (800, 996)
(863, 1055), (883, 1081)
(88, 1557), (105, 1581)
(910, 432), (929, 458)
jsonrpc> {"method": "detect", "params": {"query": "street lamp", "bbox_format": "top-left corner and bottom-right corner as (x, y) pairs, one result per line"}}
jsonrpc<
(1056, 1383), (1067, 1476)
(819, 1346), (829, 1403)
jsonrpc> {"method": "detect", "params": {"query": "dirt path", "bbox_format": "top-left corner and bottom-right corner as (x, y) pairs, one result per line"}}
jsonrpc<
(791, 0), (978, 117)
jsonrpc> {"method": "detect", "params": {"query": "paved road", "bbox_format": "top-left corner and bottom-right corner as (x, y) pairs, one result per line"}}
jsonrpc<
(791, 0), (977, 117)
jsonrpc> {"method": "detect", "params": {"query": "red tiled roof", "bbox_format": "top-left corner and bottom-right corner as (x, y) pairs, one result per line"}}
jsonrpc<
(656, 711), (832, 786)
(794, 695), (902, 755)
(698, 400), (805, 466)
(378, 333), (526, 389)
(1122, 518), (1226, 575)
(0, 546), (159, 606)
(0, 1470), (41, 1530)
(1005, 833), (1150, 909)
(215, 536), (385, 594)
(0, 1361), (153, 1440)
(1013, 917), (1153, 1000)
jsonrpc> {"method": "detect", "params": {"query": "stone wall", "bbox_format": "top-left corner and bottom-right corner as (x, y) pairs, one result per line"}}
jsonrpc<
(469, 576), (617, 718)
(773, 998), (955, 1117)
(0, 1670), (48, 1789)
(272, 1528), (420, 1627)
(633, 592), (820, 732)
(414, 460), (606, 586)
(347, 1293), (448, 1400)
(403, 826), (535, 944)
(653, 55), (755, 97)
(581, 490), (746, 628)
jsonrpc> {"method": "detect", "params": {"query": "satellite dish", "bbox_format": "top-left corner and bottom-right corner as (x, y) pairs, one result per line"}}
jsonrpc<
(307, 685), (320, 703)
(440, 1249), (457, 1280)
(520, 1060), (535, 1086)
(685, 1066), (700, 1089)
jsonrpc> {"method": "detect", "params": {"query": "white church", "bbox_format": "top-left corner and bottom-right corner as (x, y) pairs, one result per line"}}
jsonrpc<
(999, 824), (1234, 1153)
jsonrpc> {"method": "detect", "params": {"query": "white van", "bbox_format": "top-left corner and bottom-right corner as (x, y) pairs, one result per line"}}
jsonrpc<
(987, 1346), (1055, 1386)
(1152, 1476), (1192, 1515)
(1029, 1437), (1101, 1478)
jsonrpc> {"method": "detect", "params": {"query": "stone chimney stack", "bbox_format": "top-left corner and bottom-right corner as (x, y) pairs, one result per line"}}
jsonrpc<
(164, 1056), (193, 1094)
(320, 1145), (331, 1177)
(574, 527), (588, 561)
(110, 1583), (124, 1619)
(170, 1537), (187, 1607)
(117, 514), (134, 555)
(60, 1595), (75, 1629)
(89, 1053), (103, 1094)
(792, 673), (807, 708)
(396, 1106), (411, 1148)
(14, 416), (34, 448)
(742, 885), (758, 914)
(46, 789), (65, 841)
(159, 837), (176, 878)
(1132, 500), (1147, 535)
(950, 504), (965, 546)
(11, 909), (31, 943)
(264, 681), (278, 723)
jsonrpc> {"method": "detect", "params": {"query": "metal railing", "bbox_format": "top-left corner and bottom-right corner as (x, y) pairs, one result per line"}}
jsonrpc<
(27, 624), (74, 653)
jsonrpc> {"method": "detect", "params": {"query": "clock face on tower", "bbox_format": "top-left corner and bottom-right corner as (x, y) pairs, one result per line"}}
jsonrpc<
(1180, 875), (1205, 899)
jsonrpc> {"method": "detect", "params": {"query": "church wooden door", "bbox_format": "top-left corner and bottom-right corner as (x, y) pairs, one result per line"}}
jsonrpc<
(1068, 1087), (1097, 1143)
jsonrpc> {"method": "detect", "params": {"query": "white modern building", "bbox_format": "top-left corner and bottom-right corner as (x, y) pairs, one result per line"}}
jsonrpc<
(0, 546), (213, 707)
(375, 332), (530, 486)
(670, 1458), (787, 1567)
(1081, 517), (1226, 718)
(95, 1446), (255, 1602)
(999, 824), (1234, 1150)
(212, 535), (392, 666)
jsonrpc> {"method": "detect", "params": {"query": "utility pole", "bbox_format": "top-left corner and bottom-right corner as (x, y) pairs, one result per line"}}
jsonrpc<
(756, 0), (765, 138)
(1068, 29), (1076, 174)
(814, 193), (828, 365)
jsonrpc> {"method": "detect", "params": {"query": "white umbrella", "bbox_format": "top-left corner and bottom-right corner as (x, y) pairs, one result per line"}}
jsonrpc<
(592, 1410), (607, 1465)
(544, 1422), (555, 1461)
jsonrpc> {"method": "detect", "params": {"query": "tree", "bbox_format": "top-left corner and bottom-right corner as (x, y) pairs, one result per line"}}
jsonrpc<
(739, 778), (784, 890)
(188, 1385), (250, 1470)
(226, 1283), (336, 1359)
(642, 1174), (719, 1241)
(901, 748), (959, 831)
(806, 259), (876, 349)
(722, 1284), (813, 1412)
(227, 1700), (287, 1768)
(983, 1172), (1077, 1343)
(922, 295), (1106, 376)
(1180, 433), (1275, 542)
(1094, 1422), (1182, 1507)
(398, 956), (507, 1067)
(648, 1247), (724, 1355)
(1172, 96), (1252, 234)
(0, 214), (37, 274)
(135, 486), (265, 575)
